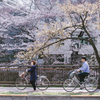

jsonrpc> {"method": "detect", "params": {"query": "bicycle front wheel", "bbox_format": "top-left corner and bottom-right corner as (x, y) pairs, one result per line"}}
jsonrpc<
(36, 77), (49, 91)
(63, 79), (76, 92)
(85, 77), (98, 92)
(15, 77), (28, 90)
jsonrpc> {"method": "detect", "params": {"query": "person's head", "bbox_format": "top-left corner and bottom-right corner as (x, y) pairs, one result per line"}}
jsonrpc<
(31, 60), (36, 65)
(81, 56), (86, 62)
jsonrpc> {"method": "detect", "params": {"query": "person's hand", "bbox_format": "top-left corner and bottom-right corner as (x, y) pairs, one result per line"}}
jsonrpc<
(26, 69), (28, 72)
(77, 69), (80, 72)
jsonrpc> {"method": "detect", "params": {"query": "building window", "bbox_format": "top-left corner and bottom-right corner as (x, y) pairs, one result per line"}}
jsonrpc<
(80, 38), (88, 45)
(61, 41), (64, 45)
(80, 37), (95, 45)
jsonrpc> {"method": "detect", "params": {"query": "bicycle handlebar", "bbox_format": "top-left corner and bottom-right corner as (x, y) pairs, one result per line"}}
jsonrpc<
(72, 69), (78, 73)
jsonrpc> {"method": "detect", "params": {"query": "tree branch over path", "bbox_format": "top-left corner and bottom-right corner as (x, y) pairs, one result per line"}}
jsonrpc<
(34, 27), (89, 54)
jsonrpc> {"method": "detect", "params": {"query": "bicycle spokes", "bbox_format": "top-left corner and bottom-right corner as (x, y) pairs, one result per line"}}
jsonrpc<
(63, 79), (76, 92)
(15, 77), (28, 90)
(36, 77), (49, 91)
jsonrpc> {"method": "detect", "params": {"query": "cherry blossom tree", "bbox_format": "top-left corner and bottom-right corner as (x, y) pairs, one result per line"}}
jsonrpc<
(0, 0), (100, 87)
(0, 0), (64, 63)
(0, 2), (37, 63)
(15, 0), (100, 87)
(0, 0), (40, 63)
(18, 0), (99, 62)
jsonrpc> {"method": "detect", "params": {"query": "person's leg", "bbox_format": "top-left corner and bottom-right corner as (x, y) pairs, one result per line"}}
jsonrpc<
(78, 72), (84, 84)
(78, 72), (89, 83)
(30, 81), (36, 91)
(33, 81), (36, 90)
(81, 72), (89, 82)
(78, 72), (85, 89)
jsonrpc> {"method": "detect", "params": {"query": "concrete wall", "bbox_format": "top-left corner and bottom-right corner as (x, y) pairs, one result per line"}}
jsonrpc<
(0, 95), (100, 100)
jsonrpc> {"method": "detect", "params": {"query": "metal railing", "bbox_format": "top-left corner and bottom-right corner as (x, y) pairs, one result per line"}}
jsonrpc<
(0, 65), (98, 85)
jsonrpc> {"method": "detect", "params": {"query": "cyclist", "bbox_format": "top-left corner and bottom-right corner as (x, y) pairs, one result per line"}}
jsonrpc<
(77, 56), (89, 87)
(25, 60), (37, 91)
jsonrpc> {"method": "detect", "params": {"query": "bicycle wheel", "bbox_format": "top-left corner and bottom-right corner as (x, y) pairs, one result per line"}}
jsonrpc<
(36, 77), (49, 91)
(85, 77), (98, 92)
(63, 79), (76, 92)
(15, 77), (28, 90)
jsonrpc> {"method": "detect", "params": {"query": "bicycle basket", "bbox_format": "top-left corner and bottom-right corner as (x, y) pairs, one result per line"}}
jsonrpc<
(19, 71), (25, 77)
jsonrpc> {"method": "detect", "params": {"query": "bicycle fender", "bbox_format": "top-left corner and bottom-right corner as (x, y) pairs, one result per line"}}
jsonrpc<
(39, 76), (47, 78)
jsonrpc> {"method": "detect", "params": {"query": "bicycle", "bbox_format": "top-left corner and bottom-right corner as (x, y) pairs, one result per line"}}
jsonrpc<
(63, 69), (98, 92)
(15, 71), (50, 91)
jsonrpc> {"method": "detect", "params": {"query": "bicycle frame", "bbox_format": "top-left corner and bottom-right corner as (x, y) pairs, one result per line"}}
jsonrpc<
(37, 75), (47, 79)
(23, 74), (48, 84)
(63, 69), (98, 92)
(16, 73), (50, 90)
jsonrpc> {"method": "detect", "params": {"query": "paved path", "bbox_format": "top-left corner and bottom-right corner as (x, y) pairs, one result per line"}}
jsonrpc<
(0, 87), (100, 93)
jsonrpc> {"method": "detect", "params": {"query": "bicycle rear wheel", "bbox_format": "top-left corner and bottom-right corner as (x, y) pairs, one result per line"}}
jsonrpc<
(15, 77), (28, 90)
(36, 77), (49, 91)
(63, 79), (76, 92)
(85, 77), (98, 92)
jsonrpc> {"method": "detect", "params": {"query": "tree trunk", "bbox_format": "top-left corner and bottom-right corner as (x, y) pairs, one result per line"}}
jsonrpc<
(83, 26), (100, 88)
(89, 38), (100, 88)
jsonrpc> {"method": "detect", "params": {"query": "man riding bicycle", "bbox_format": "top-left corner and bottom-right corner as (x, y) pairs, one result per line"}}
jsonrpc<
(77, 56), (89, 85)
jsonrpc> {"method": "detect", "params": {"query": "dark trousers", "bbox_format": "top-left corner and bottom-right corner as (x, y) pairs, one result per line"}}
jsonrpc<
(78, 72), (89, 83)
(30, 81), (36, 90)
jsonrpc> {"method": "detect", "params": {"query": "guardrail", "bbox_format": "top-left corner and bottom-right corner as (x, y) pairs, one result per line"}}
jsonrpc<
(0, 65), (98, 84)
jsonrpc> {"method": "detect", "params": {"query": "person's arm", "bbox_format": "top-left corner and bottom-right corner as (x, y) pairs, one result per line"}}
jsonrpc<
(27, 65), (35, 72)
(78, 63), (87, 72)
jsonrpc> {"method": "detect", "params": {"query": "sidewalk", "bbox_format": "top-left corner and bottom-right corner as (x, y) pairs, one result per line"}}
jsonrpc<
(0, 87), (100, 100)
(0, 87), (100, 94)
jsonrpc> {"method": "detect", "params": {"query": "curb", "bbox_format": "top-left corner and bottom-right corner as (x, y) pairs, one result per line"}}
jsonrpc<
(0, 95), (100, 100)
